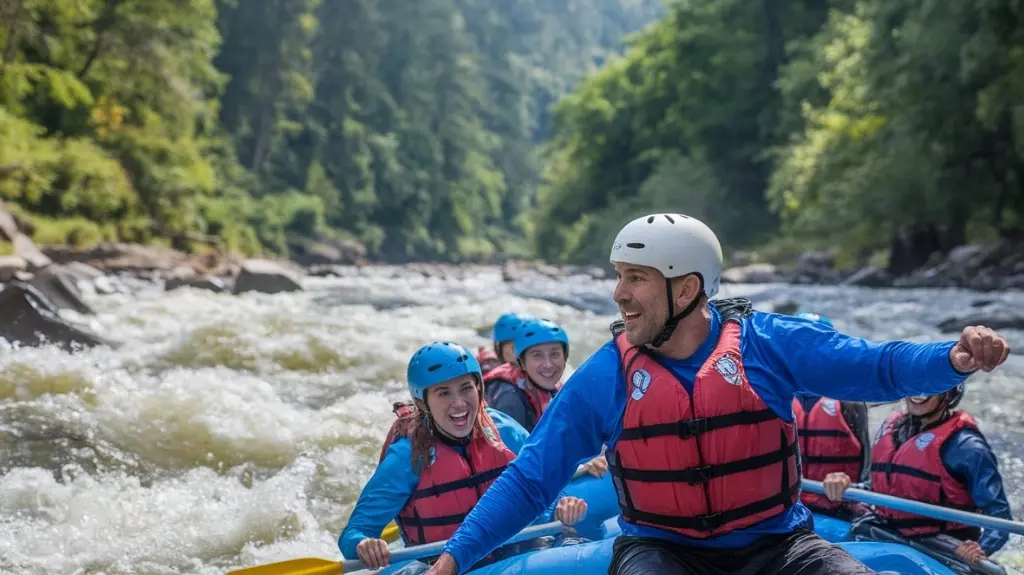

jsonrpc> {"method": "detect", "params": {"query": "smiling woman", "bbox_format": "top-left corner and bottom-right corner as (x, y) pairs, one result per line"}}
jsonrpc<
(425, 375), (482, 439)
(337, 341), (589, 571)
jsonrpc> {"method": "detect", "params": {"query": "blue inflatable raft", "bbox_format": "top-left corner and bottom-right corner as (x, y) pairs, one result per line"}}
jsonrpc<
(370, 476), (1015, 572)
(373, 473), (988, 575)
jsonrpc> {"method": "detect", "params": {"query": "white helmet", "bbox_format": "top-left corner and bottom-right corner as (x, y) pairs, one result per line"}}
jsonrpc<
(609, 213), (723, 298)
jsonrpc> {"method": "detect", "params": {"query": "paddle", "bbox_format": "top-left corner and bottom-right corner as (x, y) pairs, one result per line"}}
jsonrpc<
(227, 520), (566, 575)
(376, 465), (591, 545)
(802, 479), (1024, 536)
(855, 522), (1005, 575)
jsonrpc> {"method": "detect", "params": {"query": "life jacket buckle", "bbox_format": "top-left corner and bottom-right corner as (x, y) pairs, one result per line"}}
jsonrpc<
(695, 512), (722, 531)
(681, 465), (714, 485)
(677, 418), (707, 439)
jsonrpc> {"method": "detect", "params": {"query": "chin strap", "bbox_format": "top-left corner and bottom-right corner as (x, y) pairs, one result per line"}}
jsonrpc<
(650, 276), (704, 348)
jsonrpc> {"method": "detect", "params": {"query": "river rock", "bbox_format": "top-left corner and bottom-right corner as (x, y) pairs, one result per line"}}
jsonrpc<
(288, 236), (367, 267)
(935, 308), (1024, 333)
(0, 283), (117, 350)
(502, 261), (523, 283)
(41, 242), (192, 273)
(0, 255), (27, 282)
(232, 259), (303, 294)
(842, 266), (892, 287)
(165, 265), (229, 293)
(27, 265), (96, 315)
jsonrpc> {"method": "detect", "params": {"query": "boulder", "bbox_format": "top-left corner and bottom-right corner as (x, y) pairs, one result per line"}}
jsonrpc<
(232, 259), (303, 294)
(0, 283), (117, 350)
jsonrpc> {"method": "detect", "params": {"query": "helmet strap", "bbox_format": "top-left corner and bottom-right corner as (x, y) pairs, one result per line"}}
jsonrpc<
(650, 276), (703, 348)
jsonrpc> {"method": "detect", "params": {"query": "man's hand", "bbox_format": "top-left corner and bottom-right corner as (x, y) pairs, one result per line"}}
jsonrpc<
(950, 326), (1010, 373)
(578, 454), (608, 477)
(355, 537), (390, 569)
(424, 552), (458, 575)
(822, 472), (852, 502)
(554, 496), (588, 525)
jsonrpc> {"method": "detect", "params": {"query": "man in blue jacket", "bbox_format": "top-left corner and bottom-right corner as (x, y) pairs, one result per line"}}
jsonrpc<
(423, 213), (1010, 575)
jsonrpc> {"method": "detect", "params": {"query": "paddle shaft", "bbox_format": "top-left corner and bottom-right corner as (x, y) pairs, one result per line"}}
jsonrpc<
(859, 523), (1005, 575)
(802, 479), (1024, 536)
(344, 520), (565, 572)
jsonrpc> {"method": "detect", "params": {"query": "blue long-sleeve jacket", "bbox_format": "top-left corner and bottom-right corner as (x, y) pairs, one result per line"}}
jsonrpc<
(441, 303), (973, 573)
(858, 425), (1012, 555)
(338, 407), (561, 558)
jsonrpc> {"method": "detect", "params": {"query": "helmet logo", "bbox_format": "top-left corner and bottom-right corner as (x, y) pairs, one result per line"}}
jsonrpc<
(714, 354), (741, 385)
(630, 369), (651, 400)
(613, 242), (622, 251)
(915, 432), (935, 450)
(822, 399), (838, 416)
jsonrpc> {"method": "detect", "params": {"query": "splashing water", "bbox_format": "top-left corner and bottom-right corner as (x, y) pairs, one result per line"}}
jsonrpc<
(0, 267), (1021, 574)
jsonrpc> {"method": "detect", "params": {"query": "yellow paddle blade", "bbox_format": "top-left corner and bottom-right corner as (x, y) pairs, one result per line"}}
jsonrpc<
(226, 557), (342, 575)
(381, 521), (399, 543)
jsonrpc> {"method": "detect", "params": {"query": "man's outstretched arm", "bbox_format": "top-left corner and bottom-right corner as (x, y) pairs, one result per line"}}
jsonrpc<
(432, 345), (623, 574)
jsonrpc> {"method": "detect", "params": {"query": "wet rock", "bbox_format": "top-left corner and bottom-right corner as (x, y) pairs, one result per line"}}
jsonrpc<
(502, 261), (523, 283)
(163, 266), (228, 292)
(288, 236), (366, 266)
(0, 283), (117, 350)
(534, 264), (565, 278)
(936, 309), (1024, 333)
(842, 266), (892, 287)
(0, 256), (26, 282)
(12, 233), (50, 270)
(165, 275), (229, 293)
(1001, 274), (1024, 290)
(232, 259), (303, 294)
(721, 263), (785, 284)
(27, 265), (95, 315)
(42, 242), (191, 273)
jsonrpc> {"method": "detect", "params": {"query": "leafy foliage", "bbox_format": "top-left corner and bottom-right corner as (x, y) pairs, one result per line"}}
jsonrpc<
(0, 0), (663, 260)
(533, 0), (1024, 266)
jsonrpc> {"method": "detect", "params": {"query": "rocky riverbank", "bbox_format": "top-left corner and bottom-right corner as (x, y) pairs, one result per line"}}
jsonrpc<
(4, 195), (1024, 351)
(722, 237), (1024, 292)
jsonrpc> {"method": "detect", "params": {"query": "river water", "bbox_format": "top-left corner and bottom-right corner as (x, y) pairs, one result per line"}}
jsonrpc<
(0, 266), (1021, 574)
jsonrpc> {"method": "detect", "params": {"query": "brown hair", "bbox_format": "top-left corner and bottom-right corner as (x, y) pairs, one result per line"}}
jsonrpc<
(393, 378), (500, 472)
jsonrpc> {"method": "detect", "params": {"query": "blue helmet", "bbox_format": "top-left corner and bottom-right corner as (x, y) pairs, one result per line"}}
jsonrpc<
(513, 318), (569, 359)
(797, 311), (833, 328)
(492, 313), (527, 343)
(407, 342), (482, 401)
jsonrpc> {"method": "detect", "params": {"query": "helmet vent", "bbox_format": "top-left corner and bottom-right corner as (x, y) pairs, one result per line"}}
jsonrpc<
(647, 216), (655, 223)
(427, 364), (442, 372)
(664, 215), (674, 223)
(626, 242), (645, 249)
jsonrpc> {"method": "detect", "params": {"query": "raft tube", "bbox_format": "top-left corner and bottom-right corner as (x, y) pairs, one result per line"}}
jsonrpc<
(460, 537), (960, 575)
(376, 513), (961, 575)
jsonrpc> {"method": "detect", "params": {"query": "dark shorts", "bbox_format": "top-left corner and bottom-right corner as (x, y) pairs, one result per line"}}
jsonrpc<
(609, 528), (879, 575)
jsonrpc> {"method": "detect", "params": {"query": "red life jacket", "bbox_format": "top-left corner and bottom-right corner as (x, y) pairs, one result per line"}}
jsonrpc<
(792, 397), (863, 512)
(608, 319), (801, 539)
(870, 410), (982, 539)
(483, 363), (554, 424)
(380, 408), (515, 545)
(475, 345), (501, 373)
